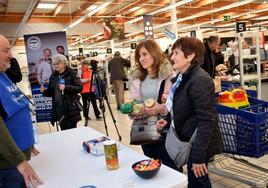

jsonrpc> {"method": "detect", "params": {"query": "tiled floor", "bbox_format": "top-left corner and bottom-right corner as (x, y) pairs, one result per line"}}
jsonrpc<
(36, 93), (268, 188)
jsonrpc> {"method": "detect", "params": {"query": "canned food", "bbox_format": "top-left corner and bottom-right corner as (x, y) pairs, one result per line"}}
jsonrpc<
(104, 140), (119, 170)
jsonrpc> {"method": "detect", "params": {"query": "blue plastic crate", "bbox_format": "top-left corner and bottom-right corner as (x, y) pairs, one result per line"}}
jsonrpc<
(221, 82), (257, 98)
(216, 97), (268, 158)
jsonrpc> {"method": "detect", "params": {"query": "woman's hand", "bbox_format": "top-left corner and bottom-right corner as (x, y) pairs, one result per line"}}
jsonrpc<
(161, 94), (168, 104)
(59, 84), (65, 91)
(144, 102), (165, 116)
(192, 163), (208, 178)
(156, 119), (168, 132)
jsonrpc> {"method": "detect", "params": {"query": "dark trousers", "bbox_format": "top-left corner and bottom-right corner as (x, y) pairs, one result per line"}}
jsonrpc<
(141, 140), (182, 172)
(0, 168), (25, 188)
(187, 156), (212, 188)
(81, 92), (101, 118)
(59, 117), (77, 131)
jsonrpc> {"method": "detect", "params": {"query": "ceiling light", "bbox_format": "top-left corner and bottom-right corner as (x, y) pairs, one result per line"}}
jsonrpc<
(63, 1), (112, 31)
(129, 6), (140, 12)
(37, 3), (57, 9)
(126, 0), (194, 24)
(87, 5), (98, 10)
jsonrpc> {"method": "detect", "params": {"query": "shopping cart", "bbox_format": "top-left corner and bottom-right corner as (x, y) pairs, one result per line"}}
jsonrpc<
(209, 97), (268, 188)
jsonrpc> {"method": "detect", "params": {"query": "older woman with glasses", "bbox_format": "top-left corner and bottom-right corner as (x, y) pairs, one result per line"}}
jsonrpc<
(41, 54), (82, 130)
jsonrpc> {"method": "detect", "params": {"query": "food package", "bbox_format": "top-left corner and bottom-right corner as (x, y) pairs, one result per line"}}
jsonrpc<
(82, 136), (120, 156)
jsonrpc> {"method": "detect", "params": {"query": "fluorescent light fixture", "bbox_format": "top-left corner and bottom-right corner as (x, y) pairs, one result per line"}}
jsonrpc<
(63, 1), (112, 31)
(37, 3), (57, 9)
(251, 7), (268, 14)
(253, 15), (268, 20)
(126, 0), (253, 38)
(129, 6), (140, 12)
(87, 5), (98, 10)
(253, 20), (268, 25)
(126, 0), (194, 24)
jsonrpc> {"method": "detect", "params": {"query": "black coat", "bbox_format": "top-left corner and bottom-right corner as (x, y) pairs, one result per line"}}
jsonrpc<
(6, 58), (22, 83)
(171, 64), (223, 164)
(108, 57), (127, 82)
(44, 67), (82, 125)
(201, 42), (216, 78)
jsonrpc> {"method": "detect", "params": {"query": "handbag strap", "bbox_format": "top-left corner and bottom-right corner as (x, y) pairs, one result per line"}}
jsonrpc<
(170, 110), (197, 143)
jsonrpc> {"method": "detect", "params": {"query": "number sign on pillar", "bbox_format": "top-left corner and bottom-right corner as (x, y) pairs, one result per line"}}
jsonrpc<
(236, 22), (246, 33)
(143, 15), (154, 39)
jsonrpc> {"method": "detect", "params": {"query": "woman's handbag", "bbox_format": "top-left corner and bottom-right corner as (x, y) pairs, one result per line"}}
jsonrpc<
(130, 115), (162, 145)
(165, 121), (197, 167)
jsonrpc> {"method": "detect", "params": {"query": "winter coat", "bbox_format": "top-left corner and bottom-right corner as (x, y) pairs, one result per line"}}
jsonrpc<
(44, 67), (82, 125)
(5, 58), (22, 84)
(170, 64), (223, 164)
(108, 57), (127, 82)
(129, 59), (174, 102)
(201, 42), (216, 78)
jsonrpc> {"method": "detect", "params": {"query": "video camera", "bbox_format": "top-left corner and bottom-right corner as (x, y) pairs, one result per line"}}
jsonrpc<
(90, 60), (98, 73)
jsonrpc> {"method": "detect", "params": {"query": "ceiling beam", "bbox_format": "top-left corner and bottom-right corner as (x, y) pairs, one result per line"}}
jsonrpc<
(11, 0), (39, 46)
(72, 1), (98, 17)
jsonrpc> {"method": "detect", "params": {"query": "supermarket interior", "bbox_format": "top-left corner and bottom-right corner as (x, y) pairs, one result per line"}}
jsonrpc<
(0, 0), (268, 188)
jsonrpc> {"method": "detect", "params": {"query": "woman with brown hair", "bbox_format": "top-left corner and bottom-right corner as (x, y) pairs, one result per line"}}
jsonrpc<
(156, 36), (223, 187)
(129, 39), (178, 170)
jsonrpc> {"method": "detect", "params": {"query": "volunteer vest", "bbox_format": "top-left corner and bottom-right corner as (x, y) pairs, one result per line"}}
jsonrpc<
(0, 73), (34, 151)
(81, 67), (94, 93)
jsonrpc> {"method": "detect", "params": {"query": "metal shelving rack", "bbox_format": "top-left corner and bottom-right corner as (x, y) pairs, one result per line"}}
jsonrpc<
(238, 32), (262, 99)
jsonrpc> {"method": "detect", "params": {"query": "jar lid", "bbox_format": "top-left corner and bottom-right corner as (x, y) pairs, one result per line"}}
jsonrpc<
(103, 140), (116, 146)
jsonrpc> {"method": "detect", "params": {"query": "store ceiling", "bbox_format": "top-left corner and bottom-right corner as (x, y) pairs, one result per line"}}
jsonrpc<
(1, 0), (268, 48)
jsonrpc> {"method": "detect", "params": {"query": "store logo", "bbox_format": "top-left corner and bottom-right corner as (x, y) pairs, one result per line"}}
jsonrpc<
(27, 36), (41, 50)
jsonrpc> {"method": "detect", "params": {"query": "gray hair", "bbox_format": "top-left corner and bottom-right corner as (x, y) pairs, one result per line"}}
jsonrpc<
(54, 54), (68, 66)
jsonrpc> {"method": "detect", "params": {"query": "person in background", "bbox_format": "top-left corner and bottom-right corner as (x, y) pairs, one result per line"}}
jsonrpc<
(37, 48), (54, 85)
(129, 39), (178, 170)
(6, 57), (22, 83)
(79, 59), (102, 126)
(0, 34), (43, 188)
(108, 51), (127, 110)
(202, 35), (220, 78)
(40, 54), (82, 131)
(156, 37), (223, 187)
(215, 47), (224, 66)
(56, 45), (69, 61)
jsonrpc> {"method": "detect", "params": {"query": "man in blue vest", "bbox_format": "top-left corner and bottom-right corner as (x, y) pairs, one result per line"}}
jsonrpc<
(0, 34), (43, 188)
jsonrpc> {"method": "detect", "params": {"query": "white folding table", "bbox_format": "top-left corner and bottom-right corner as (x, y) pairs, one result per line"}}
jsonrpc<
(29, 127), (187, 188)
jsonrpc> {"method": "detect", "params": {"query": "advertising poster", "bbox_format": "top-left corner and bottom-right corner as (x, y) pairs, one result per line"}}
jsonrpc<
(24, 31), (68, 122)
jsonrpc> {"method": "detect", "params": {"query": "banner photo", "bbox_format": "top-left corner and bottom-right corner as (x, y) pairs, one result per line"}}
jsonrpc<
(103, 17), (125, 40)
(24, 31), (68, 122)
(143, 15), (154, 39)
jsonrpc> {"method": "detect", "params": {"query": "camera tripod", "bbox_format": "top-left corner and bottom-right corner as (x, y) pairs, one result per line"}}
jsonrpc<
(88, 64), (122, 141)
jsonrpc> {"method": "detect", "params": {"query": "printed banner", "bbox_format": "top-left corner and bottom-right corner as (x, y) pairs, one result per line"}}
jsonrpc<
(24, 31), (68, 122)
